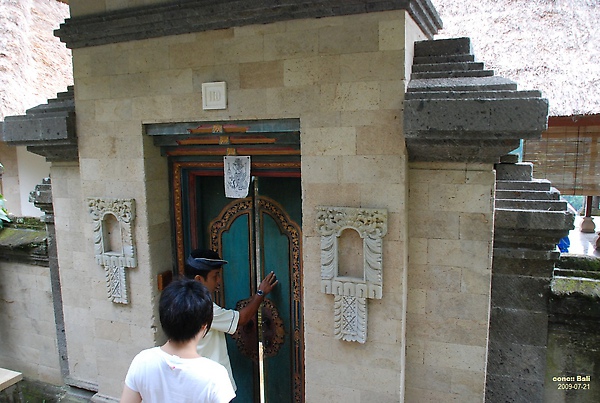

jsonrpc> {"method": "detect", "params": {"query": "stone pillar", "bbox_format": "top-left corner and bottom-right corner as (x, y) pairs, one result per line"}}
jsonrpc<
(487, 155), (573, 402)
(404, 37), (549, 401)
(29, 177), (69, 379)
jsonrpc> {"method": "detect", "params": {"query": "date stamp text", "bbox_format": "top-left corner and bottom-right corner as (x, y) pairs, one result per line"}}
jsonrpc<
(552, 375), (591, 390)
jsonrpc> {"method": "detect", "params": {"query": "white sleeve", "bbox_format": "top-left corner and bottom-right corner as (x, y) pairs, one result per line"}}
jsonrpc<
(124, 352), (143, 392)
(211, 303), (240, 335)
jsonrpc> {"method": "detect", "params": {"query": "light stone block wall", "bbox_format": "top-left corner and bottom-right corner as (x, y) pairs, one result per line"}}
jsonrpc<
(52, 158), (166, 397)
(405, 162), (495, 402)
(64, 8), (429, 401)
(0, 261), (62, 385)
(51, 161), (99, 388)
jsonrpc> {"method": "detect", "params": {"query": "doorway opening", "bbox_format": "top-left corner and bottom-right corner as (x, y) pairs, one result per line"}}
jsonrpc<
(147, 119), (304, 403)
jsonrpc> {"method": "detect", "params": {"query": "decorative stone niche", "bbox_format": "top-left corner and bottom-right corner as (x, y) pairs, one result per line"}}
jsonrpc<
(88, 198), (137, 304)
(316, 206), (388, 343)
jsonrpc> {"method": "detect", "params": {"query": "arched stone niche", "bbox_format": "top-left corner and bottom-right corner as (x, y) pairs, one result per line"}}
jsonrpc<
(316, 206), (388, 343)
(88, 198), (136, 304)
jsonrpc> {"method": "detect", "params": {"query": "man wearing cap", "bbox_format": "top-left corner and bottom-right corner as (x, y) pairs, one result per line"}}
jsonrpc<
(184, 248), (278, 391)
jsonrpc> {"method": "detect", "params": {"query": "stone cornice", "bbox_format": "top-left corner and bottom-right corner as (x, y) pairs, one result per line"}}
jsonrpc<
(404, 37), (549, 163)
(2, 87), (77, 162)
(55, 0), (442, 49)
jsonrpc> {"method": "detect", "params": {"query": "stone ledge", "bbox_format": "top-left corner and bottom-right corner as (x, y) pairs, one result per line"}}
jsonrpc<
(55, 0), (442, 49)
(0, 368), (22, 392)
(496, 179), (552, 191)
(495, 209), (574, 232)
(495, 189), (560, 201)
(404, 37), (549, 163)
(2, 87), (77, 162)
(493, 247), (560, 261)
(495, 199), (567, 211)
(404, 97), (549, 139)
(551, 276), (600, 299)
(405, 89), (542, 100)
(0, 222), (48, 266)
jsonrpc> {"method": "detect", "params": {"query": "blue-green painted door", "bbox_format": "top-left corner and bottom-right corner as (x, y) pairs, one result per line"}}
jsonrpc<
(190, 176), (303, 403)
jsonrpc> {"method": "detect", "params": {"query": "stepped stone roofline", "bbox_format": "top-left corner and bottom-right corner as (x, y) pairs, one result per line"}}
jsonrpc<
(55, 0), (442, 49)
(2, 87), (77, 162)
(404, 37), (549, 163)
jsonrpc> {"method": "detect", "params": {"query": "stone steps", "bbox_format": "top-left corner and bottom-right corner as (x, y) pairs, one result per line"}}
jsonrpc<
(411, 69), (495, 79)
(407, 75), (519, 92)
(413, 53), (475, 64)
(413, 36), (472, 57)
(496, 198), (568, 211)
(495, 189), (561, 201)
(495, 208), (574, 231)
(496, 179), (553, 191)
(405, 89), (542, 100)
(412, 61), (485, 73)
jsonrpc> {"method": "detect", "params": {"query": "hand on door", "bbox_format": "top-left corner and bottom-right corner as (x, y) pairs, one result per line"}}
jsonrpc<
(258, 271), (278, 296)
(237, 271), (279, 327)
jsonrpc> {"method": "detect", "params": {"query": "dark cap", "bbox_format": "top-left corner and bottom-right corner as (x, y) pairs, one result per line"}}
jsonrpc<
(186, 255), (228, 272)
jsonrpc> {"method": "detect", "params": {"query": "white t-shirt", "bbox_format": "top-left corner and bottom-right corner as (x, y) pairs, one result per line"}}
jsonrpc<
(125, 347), (235, 403)
(197, 303), (240, 390)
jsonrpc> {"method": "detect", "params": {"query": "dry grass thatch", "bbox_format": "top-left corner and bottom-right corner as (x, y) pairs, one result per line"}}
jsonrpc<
(0, 0), (72, 120)
(2, 0), (597, 119)
(430, 0), (600, 117)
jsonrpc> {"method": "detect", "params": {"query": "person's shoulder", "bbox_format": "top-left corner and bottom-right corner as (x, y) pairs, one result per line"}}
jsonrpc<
(138, 346), (161, 355)
(212, 303), (233, 314)
(132, 346), (161, 361)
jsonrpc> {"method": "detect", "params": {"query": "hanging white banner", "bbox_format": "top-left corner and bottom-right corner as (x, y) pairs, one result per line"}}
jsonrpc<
(224, 156), (251, 198)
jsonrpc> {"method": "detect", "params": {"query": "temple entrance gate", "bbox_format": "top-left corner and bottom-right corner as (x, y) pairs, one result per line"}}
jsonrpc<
(148, 119), (304, 403)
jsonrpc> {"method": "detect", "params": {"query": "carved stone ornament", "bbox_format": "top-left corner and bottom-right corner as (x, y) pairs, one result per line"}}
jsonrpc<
(88, 198), (137, 304)
(316, 206), (387, 343)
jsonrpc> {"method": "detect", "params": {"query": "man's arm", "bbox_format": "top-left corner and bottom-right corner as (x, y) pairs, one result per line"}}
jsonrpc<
(120, 385), (142, 403)
(237, 271), (278, 327)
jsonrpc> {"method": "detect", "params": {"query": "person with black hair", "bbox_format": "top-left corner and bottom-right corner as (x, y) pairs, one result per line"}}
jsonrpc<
(185, 249), (278, 391)
(120, 278), (235, 403)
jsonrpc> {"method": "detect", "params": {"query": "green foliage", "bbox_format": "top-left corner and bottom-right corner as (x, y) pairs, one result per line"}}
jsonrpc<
(0, 193), (10, 228)
(558, 255), (600, 272)
(561, 195), (584, 213)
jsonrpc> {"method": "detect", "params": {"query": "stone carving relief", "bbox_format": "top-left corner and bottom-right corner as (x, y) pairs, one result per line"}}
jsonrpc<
(316, 206), (387, 343)
(88, 198), (137, 304)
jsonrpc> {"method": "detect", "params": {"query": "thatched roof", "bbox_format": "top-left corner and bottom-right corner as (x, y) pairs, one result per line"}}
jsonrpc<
(430, 0), (600, 117)
(2, 0), (596, 119)
(0, 0), (72, 120)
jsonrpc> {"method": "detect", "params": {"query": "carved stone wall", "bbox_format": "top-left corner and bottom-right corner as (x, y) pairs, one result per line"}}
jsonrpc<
(88, 198), (137, 305)
(316, 206), (387, 343)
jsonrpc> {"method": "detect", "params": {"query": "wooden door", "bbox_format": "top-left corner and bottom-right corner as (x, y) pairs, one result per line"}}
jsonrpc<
(186, 174), (303, 403)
